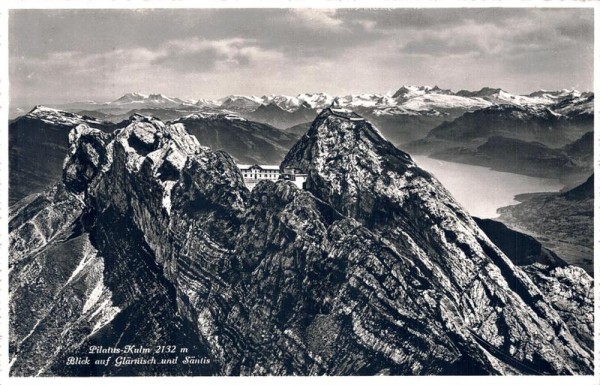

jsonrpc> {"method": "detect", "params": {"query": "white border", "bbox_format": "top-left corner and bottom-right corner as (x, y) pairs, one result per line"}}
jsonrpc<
(1, 1), (9, 384)
(2, 0), (600, 9)
(595, 3), (599, 384)
(0, 1), (598, 385)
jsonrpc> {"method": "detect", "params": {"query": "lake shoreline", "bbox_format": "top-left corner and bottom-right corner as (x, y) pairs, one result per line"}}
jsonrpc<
(411, 155), (564, 219)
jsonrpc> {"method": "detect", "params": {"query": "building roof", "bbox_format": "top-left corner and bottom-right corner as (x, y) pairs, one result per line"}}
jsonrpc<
(326, 107), (364, 121)
(237, 164), (280, 171)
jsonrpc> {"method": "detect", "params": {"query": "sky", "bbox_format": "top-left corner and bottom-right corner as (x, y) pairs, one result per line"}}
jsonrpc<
(9, 8), (594, 105)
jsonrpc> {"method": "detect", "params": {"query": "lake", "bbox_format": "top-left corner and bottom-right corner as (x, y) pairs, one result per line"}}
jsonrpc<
(412, 155), (564, 219)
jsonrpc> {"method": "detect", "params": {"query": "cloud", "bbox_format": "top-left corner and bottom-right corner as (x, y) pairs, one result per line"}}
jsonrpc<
(11, 8), (592, 61)
(402, 37), (483, 56)
(153, 47), (228, 72)
(151, 38), (263, 73)
(398, 8), (592, 60)
(9, 8), (594, 105)
(290, 9), (344, 30)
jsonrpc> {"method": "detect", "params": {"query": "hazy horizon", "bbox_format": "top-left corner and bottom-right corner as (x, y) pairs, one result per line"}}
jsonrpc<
(10, 8), (594, 106)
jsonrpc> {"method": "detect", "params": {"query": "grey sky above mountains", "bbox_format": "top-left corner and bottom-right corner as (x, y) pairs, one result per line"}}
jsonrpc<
(10, 8), (593, 105)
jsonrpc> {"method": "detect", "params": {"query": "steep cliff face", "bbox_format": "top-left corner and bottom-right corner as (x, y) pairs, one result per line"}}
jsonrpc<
(10, 109), (593, 376)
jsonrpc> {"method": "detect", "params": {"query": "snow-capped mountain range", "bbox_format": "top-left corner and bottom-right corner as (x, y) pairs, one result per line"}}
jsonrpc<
(111, 92), (196, 107)
(43, 86), (591, 117)
(199, 86), (592, 115)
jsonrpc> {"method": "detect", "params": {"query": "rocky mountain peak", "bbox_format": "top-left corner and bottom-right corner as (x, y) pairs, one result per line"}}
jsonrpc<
(284, 106), (414, 178)
(148, 93), (167, 99)
(456, 87), (503, 98)
(113, 92), (148, 103)
(281, 108), (592, 375)
(478, 86), (504, 95)
(330, 98), (342, 109)
(392, 85), (425, 99)
(61, 113), (247, 216)
(256, 102), (286, 113)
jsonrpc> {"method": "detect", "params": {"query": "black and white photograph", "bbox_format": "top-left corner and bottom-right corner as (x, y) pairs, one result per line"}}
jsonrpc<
(3, 3), (596, 379)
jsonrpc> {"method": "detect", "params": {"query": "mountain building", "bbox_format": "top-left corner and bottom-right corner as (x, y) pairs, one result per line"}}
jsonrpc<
(280, 167), (308, 190)
(237, 164), (307, 190)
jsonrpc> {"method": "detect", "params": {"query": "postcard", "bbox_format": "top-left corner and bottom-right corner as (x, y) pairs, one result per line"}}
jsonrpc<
(2, 2), (596, 381)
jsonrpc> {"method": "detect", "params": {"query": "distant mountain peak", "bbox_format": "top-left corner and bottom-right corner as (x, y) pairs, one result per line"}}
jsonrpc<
(455, 87), (504, 98)
(257, 102), (286, 112)
(25, 105), (104, 126)
(113, 92), (148, 102)
(392, 85), (416, 98)
(392, 85), (454, 99)
(478, 86), (504, 94)
(218, 95), (263, 111)
(112, 92), (193, 106)
(28, 105), (62, 115)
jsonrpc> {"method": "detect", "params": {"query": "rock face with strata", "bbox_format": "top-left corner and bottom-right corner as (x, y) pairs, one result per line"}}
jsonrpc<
(9, 108), (593, 376)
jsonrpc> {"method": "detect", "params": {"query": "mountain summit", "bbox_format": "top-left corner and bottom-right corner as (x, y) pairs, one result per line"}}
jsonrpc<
(9, 109), (593, 375)
(112, 92), (193, 107)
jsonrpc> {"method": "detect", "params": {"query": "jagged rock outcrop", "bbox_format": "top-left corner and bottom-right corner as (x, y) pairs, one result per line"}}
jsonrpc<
(9, 108), (593, 376)
(521, 264), (593, 350)
(8, 106), (120, 204)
